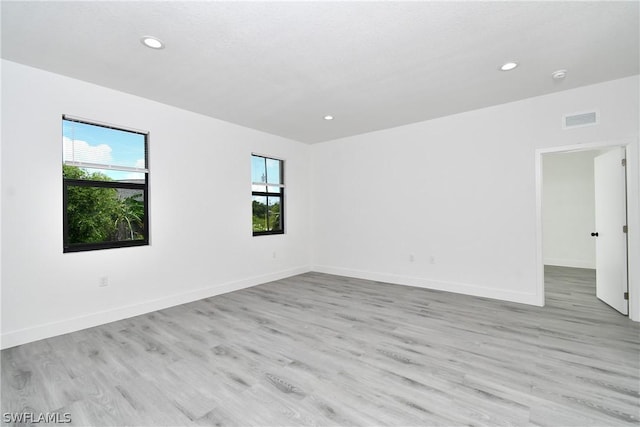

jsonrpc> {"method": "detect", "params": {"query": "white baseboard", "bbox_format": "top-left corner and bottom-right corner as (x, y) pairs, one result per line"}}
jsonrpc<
(311, 265), (539, 306)
(1, 266), (310, 349)
(544, 258), (596, 269)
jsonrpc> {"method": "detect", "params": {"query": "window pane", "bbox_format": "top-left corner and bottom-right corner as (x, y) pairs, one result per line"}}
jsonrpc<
(66, 186), (145, 244)
(266, 158), (281, 185)
(267, 196), (282, 231)
(251, 154), (284, 235)
(251, 155), (267, 183)
(252, 196), (268, 232)
(63, 119), (146, 179)
(63, 117), (149, 252)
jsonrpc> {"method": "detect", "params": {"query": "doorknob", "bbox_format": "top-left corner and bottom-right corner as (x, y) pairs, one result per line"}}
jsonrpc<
(591, 232), (599, 237)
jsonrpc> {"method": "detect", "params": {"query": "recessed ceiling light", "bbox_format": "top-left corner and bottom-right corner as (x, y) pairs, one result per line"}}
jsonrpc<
(324, 115), (334, 121)
(552, 69), (567, 80)
(500, 62), (518, 71)
(141, 36), (164, 49)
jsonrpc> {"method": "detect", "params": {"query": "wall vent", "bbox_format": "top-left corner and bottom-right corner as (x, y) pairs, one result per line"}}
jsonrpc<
(563, 111), (598, 129)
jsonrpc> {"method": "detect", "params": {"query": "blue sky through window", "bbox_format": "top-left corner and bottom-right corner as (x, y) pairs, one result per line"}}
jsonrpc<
(63, 119), (146, 181)
(251, 155), (282, 193)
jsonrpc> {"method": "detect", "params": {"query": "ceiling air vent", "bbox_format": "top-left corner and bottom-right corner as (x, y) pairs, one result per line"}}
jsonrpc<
(563, 111), (598, 129)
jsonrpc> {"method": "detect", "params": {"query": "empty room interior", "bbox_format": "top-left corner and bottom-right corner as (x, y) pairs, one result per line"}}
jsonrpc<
(1, 1), (639, 426)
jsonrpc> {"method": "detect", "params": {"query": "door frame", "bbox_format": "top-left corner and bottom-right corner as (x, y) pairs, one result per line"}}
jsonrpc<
(535, 138), (640, 321)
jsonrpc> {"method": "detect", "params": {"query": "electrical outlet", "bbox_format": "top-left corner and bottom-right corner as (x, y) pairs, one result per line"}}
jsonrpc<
(429, 256), (436, 265)
(99, 276), (109, 287)
(409, 254), (415, 262)
(272, 251), (277, 259)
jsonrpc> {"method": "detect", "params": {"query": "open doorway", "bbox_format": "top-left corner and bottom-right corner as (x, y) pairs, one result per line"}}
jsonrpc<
(541, 147), (628, 315)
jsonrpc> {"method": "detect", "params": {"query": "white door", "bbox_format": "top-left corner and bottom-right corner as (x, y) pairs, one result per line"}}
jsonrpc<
(594, 147), (628, 315)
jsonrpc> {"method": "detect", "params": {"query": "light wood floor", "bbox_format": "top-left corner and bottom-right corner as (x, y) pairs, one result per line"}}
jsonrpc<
(2, 267), (639, 426)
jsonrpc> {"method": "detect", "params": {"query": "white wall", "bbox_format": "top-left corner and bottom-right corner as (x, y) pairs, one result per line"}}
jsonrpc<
(1, 60), (311, 348)
(542, 151), (596, 269)
(311, 76), (639, 312)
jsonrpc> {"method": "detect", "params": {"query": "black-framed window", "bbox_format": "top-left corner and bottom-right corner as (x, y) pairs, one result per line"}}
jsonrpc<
(62, 116), (149, 252)
(251, 154), (284, 235)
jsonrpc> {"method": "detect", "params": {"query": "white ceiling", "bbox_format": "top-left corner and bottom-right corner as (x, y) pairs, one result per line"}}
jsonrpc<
(2, 1), (638, 144)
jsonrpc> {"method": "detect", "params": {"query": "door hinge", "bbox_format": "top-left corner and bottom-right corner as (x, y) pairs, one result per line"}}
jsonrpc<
(623, 225), (628, 233)
(622, 158), (626, 167)
(624, 292), (629, 300)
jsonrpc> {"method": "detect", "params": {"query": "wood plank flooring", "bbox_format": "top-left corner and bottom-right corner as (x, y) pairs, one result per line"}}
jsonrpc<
(2, 266), (639, 426)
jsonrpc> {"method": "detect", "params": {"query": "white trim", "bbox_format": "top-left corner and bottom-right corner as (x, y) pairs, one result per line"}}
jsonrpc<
(544, 258), (596, 269)
(64, 161), (148, 174)
(0, 266), (310, 349)
(312, 265), (538, 306)
(535, 150), (545, 306)
(252, 182), (285, 188)
(535, 138), (639, 322)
